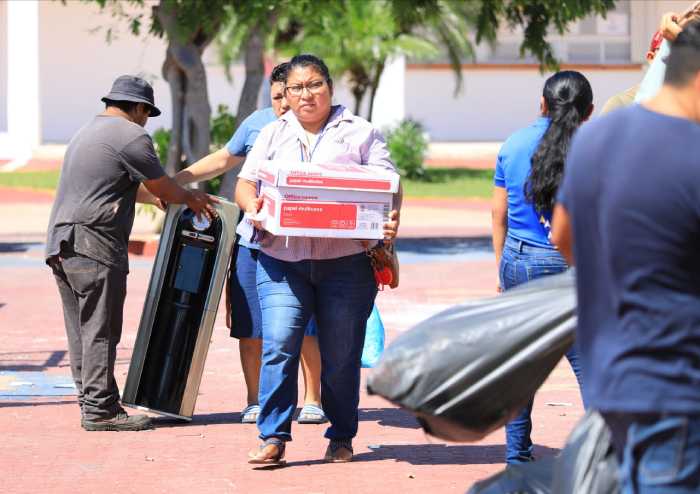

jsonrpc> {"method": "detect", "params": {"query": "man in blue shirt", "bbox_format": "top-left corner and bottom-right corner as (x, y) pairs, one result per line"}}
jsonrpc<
(552, 20), (700, 492)
(175, 63), (325, 425)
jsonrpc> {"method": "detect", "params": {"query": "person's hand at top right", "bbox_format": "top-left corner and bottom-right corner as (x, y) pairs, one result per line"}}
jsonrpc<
(660, 12), (683, 41)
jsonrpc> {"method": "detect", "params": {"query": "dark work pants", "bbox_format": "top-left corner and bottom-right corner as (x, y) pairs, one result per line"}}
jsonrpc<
(50, 253), (127, 421)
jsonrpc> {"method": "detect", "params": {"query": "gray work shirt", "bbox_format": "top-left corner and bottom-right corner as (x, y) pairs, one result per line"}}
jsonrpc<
(45, 115), (164, 272)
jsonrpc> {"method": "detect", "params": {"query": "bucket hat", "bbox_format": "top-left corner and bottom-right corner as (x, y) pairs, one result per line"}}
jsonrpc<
(101, 75), (161, 117)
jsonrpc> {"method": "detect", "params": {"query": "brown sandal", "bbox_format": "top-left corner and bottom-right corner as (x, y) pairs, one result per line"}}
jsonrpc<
(248, 439), (286, 465)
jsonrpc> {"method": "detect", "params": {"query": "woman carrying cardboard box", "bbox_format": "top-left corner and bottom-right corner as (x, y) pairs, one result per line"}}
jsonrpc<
(236, 54), (402, 465)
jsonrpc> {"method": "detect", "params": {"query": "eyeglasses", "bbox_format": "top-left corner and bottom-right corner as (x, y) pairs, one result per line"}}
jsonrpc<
(285, 80), (326, 97)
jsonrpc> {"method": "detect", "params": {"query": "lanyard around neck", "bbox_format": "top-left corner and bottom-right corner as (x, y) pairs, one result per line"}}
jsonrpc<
(299, 130), (325, 162)
(298, 110), (336, 162)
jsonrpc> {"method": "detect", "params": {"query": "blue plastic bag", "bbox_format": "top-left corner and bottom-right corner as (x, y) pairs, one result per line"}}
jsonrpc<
(634, 39), (670, 103)
(361, 305), (385, 368)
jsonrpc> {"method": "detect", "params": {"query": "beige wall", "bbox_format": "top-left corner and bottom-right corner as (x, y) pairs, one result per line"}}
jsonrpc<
(35, 1), (363, 143)
(7, 0), (693, 144)
(0, 1), (7, 133)
(405, 66), (644, 141)
(36, 1), (251, 143)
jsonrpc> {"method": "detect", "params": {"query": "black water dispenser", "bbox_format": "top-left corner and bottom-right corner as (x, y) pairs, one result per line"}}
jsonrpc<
(122, 200), (237, 419)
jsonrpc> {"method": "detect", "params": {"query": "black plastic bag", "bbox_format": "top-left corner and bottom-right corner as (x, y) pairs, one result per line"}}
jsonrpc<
(366, 270), (576, 442)
(551, 411), (619, 494)
(468, 411), (620, 494)
(467, 457), (554, 494)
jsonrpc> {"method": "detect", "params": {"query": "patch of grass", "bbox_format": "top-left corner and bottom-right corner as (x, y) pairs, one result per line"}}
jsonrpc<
(0, 170), (61, 190)
(0, 167), (495, 199)
(403, 168), (494, 198)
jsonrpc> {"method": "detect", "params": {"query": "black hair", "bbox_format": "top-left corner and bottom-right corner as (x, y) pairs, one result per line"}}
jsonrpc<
(664, 19), (700, 87)
(287, 54), (333, 90)
(524, 71), (593, 212)
(104, 99), (141, 114)
(270, 62), (290, 85)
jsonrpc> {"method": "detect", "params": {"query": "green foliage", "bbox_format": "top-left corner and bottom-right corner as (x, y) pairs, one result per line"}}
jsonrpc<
(152, 128), (171, 165)
(474, 0), (616, 70)
(82, 0), (232, 41)
(386, 120), (429, 180)
(283, 0), (437, 110)
(216, 1), (280, 82)
(210, 104), (237, 150)
(152, 105), (236, 194)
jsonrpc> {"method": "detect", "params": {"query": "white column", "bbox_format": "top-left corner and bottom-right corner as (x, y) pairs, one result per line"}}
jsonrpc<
(0, 0), (41, 165)
(370, 55), (406, 131)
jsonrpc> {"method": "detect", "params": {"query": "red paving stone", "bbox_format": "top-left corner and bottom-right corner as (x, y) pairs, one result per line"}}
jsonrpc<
(0, 186), (55, 204)
(403, 197), (491, 211)
(425, 157), (496, 170)
(0, 241), (584, 493)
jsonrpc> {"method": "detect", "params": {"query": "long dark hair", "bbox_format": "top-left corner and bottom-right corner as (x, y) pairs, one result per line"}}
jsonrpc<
(525, 71), (593, 212)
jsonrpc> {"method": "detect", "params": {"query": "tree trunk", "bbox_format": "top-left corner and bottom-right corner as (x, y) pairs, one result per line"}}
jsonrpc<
(348, 67), (370, 117)
(176, 42), (211, 166)
(162, 51), (185, 175)
(352, 88), (364, 117)
(367, 60), (386, 122)
(155, 1), (218, 186)
(219, 25), (265, 200)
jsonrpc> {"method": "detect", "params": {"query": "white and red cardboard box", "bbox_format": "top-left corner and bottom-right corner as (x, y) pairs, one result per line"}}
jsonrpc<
(255, 160), (400, 239)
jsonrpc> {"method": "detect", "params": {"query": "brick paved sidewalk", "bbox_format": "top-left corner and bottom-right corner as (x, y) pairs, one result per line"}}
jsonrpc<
(0, 187), (583, 493)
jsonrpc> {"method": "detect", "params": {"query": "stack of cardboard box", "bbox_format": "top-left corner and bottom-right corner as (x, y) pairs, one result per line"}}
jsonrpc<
(256, 160), (400, 239)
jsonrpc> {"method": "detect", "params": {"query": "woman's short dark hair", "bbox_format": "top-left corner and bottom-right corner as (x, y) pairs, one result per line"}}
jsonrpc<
(524, 71), (593, 212)
(287, 54), (333, 90)
(665, 19), (700, 87)
(270, 62), (290, 85)
(104, 99), (141, 114)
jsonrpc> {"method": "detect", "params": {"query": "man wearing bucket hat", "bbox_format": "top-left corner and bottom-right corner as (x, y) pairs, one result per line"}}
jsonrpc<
(46, 75), (216, 431)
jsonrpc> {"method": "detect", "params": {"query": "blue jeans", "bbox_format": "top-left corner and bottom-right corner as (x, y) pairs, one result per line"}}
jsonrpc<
(229, 245), (317, 339)
(603, 413), (700, 493)
(256, 252), (377, 442)
(499, 236), (585, 464)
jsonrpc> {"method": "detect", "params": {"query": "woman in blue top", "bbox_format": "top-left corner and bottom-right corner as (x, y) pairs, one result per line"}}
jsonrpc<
(491, 70), (593, 465)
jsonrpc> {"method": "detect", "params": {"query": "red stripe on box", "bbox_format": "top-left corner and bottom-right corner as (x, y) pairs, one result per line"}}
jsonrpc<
(284, 176), (392, 191)
(280, 202), (357, 229)
(258, 169), (277, 185)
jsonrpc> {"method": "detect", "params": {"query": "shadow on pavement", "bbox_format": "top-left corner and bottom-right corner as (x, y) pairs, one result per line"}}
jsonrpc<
(276, 444), (559, 467)
(359, 407), (421, 429)
(0, 242), (42, 254)
(0, 350), (68, 371)
(152, 412), (242, 427)
(395, 236), (493, 255)
(0, 399), (75, 409)
(353, 443), (560, 466)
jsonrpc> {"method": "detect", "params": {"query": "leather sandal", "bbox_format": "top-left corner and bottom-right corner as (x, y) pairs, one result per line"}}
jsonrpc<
(248, 438), (286, 465)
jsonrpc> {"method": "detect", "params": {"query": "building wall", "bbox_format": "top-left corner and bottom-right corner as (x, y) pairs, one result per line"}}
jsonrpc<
(404, 66), (644, 141)
(0, 1), (7, 133)
(15, 0), (693, 144)
(36, 1), (252, 143)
